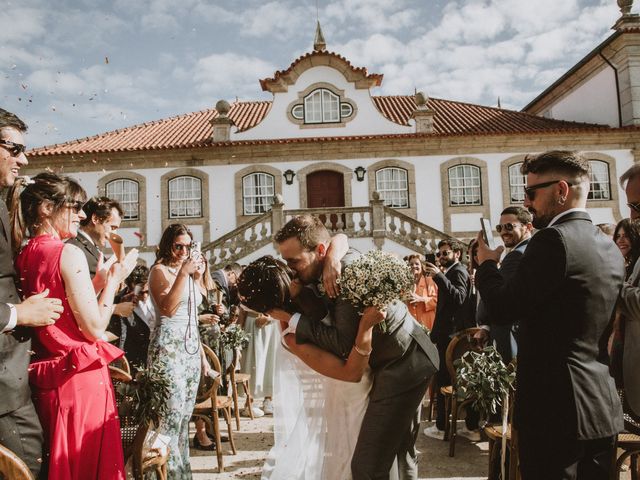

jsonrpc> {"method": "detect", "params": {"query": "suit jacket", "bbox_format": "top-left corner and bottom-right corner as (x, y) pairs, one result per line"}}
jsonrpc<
(430, 262), (470, 345)
(0, 200), (31, 415)
(476, 211), (624, 439)
(617, 254), (640, 416)
(477, 238), (530, 361)
(295, 249), (439, 401)
(66, 230), (101, 277)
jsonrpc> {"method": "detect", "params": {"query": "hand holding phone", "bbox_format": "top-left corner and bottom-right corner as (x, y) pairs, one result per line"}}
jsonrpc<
(480, 218), (496, 250)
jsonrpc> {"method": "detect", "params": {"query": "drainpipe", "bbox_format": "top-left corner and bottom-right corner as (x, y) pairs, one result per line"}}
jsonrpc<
(599, 52), (622, 127)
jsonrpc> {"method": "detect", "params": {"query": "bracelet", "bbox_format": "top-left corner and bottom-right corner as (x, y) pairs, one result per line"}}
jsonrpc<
(353, 344), (372, 356)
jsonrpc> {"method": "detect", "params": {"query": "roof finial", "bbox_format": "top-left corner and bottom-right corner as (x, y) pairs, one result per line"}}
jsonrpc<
(314, 20), (326, 52)
(618, 0), (634, 16)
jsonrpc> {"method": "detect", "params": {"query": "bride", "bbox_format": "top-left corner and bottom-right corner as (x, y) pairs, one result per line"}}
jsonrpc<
(237, 255), (385, 480)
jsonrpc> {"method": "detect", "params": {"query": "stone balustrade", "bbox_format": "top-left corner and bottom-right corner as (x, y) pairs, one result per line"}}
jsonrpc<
(203, 192), (457, 269)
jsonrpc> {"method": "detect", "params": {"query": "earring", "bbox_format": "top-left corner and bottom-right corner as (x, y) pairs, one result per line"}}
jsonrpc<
(558, 197), (566, 205)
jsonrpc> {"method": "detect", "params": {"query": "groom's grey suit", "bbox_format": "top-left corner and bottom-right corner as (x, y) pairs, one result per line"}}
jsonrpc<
(294, 250), (439, 480)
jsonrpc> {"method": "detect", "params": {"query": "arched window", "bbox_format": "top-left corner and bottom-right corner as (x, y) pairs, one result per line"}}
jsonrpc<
(448, 165), (482, 206)
(106, 178), (139, 220)
(243, 172), (275, 215)
(508, 163), (526, 204)
(376, 167), (409, 208)
(588, 160), (610, 200)
(304, 88), (340, 123)
(168, 176), (202, 218)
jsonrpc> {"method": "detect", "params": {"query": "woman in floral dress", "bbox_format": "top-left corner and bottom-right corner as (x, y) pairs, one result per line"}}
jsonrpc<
(148, 223), (205, 479)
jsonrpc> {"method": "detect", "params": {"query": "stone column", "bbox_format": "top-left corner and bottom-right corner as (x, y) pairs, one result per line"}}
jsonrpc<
(271, 194), (285, 237)
(411, 91), (436, 133)
(211, 99), (234, 142)
(370, 191), (386, 249)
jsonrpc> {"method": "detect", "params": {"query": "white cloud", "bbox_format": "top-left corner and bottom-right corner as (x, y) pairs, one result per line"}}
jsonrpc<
(0, 7), (47, 44)
(193, 53), (277, 100)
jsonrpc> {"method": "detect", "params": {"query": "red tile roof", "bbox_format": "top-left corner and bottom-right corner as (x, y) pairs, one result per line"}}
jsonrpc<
(29, 96), (613, 157)
(259, 50), (383, 92)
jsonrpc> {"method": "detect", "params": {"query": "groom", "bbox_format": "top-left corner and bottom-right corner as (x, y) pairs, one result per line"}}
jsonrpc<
(272, 215), (439, 480)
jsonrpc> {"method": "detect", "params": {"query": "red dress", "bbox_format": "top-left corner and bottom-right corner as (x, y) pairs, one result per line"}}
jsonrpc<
(16, 235), (125, 480)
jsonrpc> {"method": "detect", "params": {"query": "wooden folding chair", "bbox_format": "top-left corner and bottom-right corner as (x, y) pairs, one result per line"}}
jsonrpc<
(192, 344), (237, 473)
(441, 327), (483, 457)
(227, 348), (254, 429)
(0, 443), (33, 480)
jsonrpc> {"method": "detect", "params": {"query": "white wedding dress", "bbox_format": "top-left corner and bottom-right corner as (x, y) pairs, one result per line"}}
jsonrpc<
(261, 332), (372, 480)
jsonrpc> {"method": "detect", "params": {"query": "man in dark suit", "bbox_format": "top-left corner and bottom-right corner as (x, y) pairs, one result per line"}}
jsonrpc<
(0, 108), (63, 476)
(423, 239), (471, 438)
(476, 150), (624, 479)
(617, 164), (640, 420)
(475, 206), (533, 364)
(271, 215), (439, 480)
(67, 197), (134, 319)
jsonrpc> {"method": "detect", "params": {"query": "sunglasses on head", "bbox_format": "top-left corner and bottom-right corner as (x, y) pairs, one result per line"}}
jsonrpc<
(496, 222), (521, 233)
(0, 139), (27, 156)
(436, 250), (452, 258)
(173, 243), (191, 251)
(524, 179), (575, 201)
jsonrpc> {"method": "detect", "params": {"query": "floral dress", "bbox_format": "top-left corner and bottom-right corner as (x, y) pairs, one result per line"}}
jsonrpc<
(148, 266), (202, 480)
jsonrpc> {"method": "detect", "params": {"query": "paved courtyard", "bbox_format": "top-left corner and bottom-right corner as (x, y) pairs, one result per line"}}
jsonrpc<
(190, 401), (490, 480)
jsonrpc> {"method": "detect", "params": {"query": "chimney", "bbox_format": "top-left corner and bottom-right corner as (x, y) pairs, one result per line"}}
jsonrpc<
(411, 92), (436, 133)
(211, 100), (234, 142)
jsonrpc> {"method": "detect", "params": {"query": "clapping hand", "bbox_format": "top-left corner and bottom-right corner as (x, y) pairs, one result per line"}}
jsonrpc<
(409, 292), (425, 304)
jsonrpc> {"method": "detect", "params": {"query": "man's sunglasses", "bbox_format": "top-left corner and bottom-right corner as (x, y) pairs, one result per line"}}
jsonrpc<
(524, 180), (574, 201)
(0, 139), (27, 156)
(173, 243), (191, 251)
(628, 202), (640, 214)
(496, 222), (521, 233)
(435, 250), (452, 258)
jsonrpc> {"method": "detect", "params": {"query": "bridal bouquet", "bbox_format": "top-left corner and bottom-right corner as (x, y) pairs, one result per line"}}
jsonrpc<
(339, 249), (414, 331)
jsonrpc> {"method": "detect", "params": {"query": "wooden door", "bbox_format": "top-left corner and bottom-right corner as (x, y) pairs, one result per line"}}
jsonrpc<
(306, 170), (345, 230)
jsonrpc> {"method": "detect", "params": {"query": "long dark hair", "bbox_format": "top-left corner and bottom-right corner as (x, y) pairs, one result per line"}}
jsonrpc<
(155, 223), (193, 265)
(7, 172), (86, 254)
(614, 218), (640, 278)
(237, 256), (295, 313)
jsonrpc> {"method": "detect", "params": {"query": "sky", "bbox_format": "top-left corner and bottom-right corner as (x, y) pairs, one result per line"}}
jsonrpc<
(0, 0), (632, 148)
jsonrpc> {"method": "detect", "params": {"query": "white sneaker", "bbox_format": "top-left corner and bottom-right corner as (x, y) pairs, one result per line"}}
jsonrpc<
(241, 406), (264, 418)
(262, 398), (274, 415)
(458, 428), (481, 442)
(423, 425), (445, 439)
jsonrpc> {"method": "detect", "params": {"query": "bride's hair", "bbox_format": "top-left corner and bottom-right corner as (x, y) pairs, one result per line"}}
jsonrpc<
(237, 256), (295, 313)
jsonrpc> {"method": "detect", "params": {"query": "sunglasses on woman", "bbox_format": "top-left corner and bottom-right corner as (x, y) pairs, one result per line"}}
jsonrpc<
(65, 200), (86, 214)
(173, 243), (191, 252)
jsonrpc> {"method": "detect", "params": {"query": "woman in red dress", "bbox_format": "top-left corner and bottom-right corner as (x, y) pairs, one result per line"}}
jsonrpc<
(8, 173), (137, 479)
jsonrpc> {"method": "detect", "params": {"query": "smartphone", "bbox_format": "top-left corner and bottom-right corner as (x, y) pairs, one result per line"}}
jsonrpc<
(190, 241), (201, 259)
(480, 218), (496, 249)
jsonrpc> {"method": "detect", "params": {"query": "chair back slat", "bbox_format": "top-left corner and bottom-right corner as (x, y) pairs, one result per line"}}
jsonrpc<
(0, 444), (34, 480)
(445, 327), (483, 381)
(196, 344), (223, 404)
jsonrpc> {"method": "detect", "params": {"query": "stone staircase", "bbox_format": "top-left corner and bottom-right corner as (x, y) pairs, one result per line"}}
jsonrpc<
(202, 192), (458, 269)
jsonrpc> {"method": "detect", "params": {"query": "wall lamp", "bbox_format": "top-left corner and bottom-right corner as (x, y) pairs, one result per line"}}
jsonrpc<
(283, 169), (296, 185)
(354, 166), (366, 182)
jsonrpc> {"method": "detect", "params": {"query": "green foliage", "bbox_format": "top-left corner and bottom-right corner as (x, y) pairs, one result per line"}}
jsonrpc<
(454, 346), (516, 417)
(116, 361), (171, 427)
(220, 324), (250, 351)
